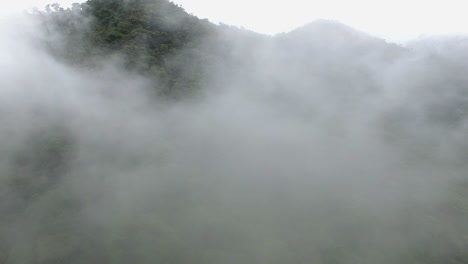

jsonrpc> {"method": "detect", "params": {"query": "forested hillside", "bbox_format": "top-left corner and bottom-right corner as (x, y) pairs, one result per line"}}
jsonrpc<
(0, 0), (467, 263)
(35, 0), (266, 97)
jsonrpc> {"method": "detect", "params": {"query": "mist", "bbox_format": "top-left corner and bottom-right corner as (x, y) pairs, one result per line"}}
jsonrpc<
(0, 4), (467, 264)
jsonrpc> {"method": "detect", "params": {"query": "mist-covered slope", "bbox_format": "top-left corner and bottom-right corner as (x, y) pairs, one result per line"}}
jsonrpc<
(1, 0), (468, 263)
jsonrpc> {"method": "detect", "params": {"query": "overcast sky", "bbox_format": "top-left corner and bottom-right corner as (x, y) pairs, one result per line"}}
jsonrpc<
(4, 0), (468, 42)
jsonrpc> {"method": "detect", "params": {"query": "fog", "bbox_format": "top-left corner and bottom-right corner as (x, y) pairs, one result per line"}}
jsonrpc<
(0, 8), (467, 264)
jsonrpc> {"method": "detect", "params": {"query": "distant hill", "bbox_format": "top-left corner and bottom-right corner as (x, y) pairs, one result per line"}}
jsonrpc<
(36, 1), (410, 98)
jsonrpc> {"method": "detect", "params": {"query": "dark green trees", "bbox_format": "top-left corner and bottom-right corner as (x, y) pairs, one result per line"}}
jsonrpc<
(38, 0), (216, 97)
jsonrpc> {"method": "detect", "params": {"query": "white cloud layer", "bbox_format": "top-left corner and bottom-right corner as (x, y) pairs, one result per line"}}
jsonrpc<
(175, 0), (468, 42)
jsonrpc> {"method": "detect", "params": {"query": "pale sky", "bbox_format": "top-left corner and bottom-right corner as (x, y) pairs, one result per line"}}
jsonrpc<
(4, 0), (468, 42)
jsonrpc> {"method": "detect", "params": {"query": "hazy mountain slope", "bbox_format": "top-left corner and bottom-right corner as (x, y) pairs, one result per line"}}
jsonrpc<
(0, 0), (467, 263)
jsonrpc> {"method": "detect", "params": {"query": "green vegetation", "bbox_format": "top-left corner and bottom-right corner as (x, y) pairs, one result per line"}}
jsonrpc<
(37, 0), (220, 97)
(0, 0), (466, 263)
